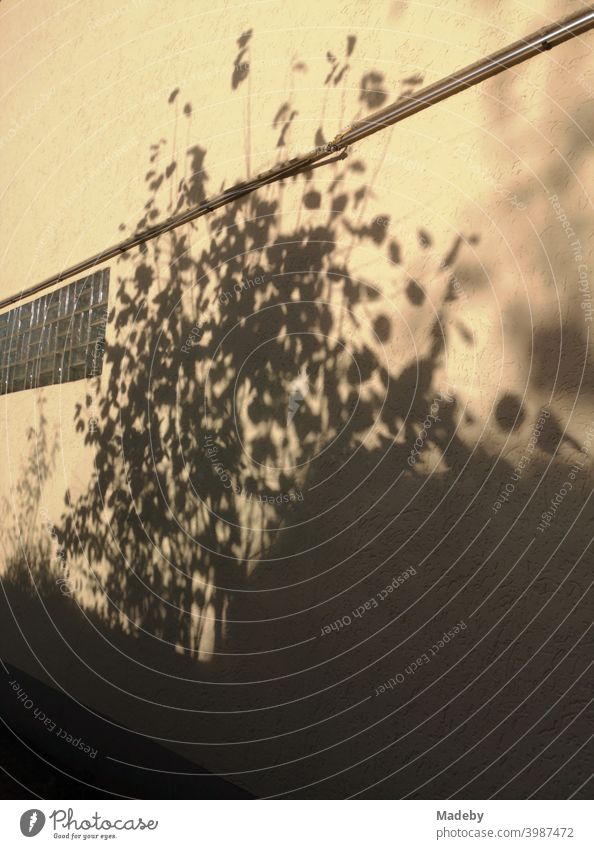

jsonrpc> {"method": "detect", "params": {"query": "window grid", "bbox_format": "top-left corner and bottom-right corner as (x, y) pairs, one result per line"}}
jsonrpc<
(0, 269), (109, 395)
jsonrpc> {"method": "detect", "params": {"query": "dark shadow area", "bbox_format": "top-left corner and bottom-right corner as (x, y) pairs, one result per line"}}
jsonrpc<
(0, 662), (252, 798)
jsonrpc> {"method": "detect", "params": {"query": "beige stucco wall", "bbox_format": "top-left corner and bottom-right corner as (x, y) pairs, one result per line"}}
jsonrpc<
(1, 0), (592, 798)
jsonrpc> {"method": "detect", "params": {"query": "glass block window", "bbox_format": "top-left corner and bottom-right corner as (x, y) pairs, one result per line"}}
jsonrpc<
(0, 269), (109, 395)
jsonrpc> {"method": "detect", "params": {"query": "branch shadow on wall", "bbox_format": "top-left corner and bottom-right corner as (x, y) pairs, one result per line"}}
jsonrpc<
(2, 31), (592, 799)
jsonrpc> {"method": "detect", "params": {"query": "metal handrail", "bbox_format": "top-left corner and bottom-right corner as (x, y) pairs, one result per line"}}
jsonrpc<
(1, 7), (593, 311)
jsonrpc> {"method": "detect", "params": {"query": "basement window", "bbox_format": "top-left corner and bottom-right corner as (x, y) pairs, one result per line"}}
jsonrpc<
(0, 269), (109, 395)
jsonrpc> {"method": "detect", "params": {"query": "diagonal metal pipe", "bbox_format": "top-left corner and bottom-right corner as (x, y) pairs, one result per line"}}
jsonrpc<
(331, 7), (594, 148)
(2, 7), (593, 311)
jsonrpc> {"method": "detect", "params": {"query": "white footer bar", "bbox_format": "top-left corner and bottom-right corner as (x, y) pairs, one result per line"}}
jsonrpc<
(0, 799), (592, 848)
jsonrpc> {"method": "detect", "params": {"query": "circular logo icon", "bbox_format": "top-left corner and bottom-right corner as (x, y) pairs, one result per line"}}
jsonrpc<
(20, 810), (46, 837)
